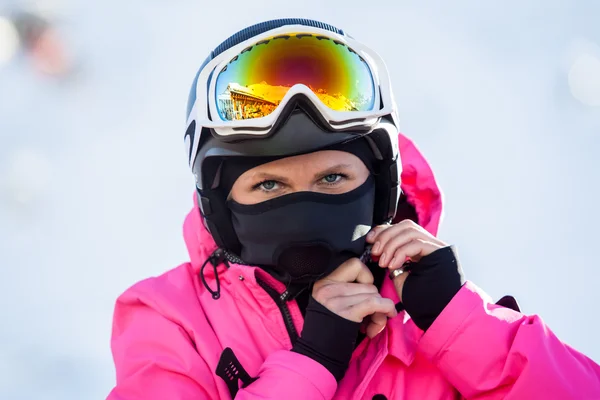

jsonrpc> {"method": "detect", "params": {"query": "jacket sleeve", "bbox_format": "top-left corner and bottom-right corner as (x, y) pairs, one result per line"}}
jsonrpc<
(107, 291), (337, 400)
(418, 281), (600, 400)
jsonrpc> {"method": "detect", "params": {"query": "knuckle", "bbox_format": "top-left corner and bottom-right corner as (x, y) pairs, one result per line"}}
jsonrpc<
(312, 291), (325, 303)
(363, 284), (378, 293)
(406, 225), (421, 235)
(366, 295), (381, 307)
(349, 257), (363, 268)
(406, 238), (421, 247)
(354, 259), (369, 273)
(383, 297), (395, 308)
(377, 227), (391, 240)
(324, 296), (341, 310)
(340, 257), (360, 270)
(318, 284), (337, 299)
(321, 299), (336, 311)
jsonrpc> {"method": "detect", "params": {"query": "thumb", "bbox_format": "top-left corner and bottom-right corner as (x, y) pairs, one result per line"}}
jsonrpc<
(366, 312), (388, 339)
(324, 258), (374, 284)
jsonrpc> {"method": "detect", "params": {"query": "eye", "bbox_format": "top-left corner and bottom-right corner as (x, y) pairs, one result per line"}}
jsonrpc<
(261, 181), (276, 190)
(321, 174), (345, 185)
(256, 180), (279, 192)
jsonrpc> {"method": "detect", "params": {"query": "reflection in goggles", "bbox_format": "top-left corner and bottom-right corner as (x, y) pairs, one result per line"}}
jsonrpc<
(217, 83), (280, 120)
(218, 82), (366, 120)
(215, 33), (375, 121)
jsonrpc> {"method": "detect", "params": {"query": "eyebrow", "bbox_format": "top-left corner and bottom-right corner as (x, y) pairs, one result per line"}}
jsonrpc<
(246, 172), (292, 184)
(313, 164), (353, 179)
(245, 163), (354, 184)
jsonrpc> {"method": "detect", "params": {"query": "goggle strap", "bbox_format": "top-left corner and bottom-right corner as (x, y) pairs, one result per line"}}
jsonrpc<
(213, 18), (345, 58)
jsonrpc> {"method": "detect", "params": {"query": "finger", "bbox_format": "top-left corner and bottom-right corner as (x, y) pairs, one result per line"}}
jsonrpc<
(369, 220), (416, 250)
(313, 282), (378, 302)
(388, 239), (441, 270)
(366, 224), (392, 243)
(373, 220), (444, 258)
(366, 312), (388, 339)
(376, 227), (436, 267)
(322, 258), (374, 285)
(325, 293), (381, 311)
(341, 295), (397, 322)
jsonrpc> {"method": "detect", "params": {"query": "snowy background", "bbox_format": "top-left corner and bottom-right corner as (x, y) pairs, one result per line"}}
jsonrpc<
(1, 0), (599, 398)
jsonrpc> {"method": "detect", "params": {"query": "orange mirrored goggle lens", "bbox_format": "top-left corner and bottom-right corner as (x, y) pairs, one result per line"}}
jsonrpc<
(214, 33), (376, 121)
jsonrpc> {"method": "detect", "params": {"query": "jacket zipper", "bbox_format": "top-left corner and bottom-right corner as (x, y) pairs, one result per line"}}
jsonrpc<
(255, 275), (299, 344)
(224, 250), (299, 343)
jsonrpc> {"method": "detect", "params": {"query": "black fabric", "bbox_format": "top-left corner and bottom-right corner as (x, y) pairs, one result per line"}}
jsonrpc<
(193, 114), (399, 254)
(219, 156), (280, 199)
(401, 246), (465, 331)
(392, 192), (419, 225)
(215, 348), (258, 397)
(370, 260), (387, 292)
(294, 287), (311, 316)
(291, 296), (360, 381)
(291, 259), (385, 352)
(324, 137), (379, 174)
(495, 295), (521, 312)
(227, 177), (376, 284)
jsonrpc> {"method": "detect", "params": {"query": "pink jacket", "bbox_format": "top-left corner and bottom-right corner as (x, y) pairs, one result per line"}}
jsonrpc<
(108, 134), (600, 400)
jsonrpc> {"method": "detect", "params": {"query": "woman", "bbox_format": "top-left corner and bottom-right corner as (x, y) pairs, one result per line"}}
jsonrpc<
(107, 18), (600, 399)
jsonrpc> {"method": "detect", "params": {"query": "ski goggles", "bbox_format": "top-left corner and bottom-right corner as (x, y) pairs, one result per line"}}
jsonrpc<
(188, 25), (398, 140)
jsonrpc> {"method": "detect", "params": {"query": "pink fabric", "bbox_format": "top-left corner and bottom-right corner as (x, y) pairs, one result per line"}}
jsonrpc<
(107, 133), (600, 399)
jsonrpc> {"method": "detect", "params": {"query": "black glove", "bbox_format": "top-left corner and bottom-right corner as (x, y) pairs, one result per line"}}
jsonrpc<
(291, 296), (360, 381)
(401, 246), (465, 331)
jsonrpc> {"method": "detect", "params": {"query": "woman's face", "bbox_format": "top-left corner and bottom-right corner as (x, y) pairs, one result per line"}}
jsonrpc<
(230, 150), (370, 205)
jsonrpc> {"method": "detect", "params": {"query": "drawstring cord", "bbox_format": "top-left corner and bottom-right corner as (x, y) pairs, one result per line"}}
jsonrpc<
(200, 248), (229, 300)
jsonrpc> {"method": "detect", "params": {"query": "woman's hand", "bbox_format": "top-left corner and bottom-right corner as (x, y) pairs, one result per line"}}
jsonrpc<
(366, 220), (448, 301)
(293, 258), (397, 382)
(366, 220), (465, 331)
(313, 258), (397, 338)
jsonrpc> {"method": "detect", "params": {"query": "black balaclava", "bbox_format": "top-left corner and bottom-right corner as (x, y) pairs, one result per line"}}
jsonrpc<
(220, 138), (379, 285)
